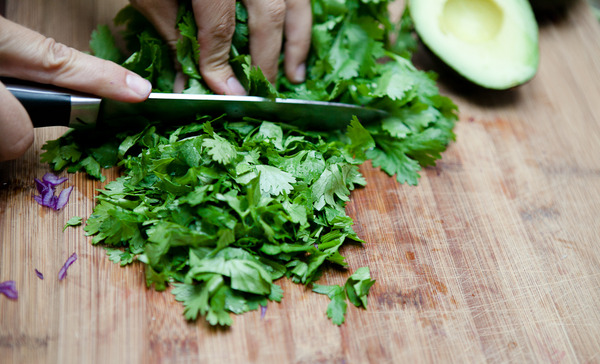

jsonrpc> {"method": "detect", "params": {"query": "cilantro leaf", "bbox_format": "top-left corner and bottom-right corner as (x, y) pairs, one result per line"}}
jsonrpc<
(256, 165), (296, 196)
(313, 284), (348, 325)
(368, 135), (422, 186)
(312, 165), (351, 211)
(345, 266), (375, 308)
(268, 283), (284, 302)
(105, 247), (134, 266)
(63, 216), (83, 231)
(172, 279), (233, 326)
(90, 25), (124, 63)
(202, 134), (237, 165)
(346, 116), (376, 161)
(313, 266), (375, 324)
(175, 8), (202, 82)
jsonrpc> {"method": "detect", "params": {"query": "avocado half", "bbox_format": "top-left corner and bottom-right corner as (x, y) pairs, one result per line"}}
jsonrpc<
(408, 0), (540, 90)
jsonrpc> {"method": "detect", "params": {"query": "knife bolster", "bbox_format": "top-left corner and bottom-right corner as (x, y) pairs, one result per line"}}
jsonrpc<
(69, 95), (101, 129)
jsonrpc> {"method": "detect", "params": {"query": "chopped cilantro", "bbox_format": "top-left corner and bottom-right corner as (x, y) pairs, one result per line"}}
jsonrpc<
(78, 120), (369, 325)
(39, 0), (457, 326)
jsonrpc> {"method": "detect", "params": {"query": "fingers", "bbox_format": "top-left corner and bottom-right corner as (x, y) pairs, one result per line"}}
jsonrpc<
(129, 0), (188, 92)
(130, 0), (180, 50)
(243, 0), (286, 84)
(0, 16), (152, 102)
(0, 82), (34, 162)
(283, 0), (312, 83)
(132, 0), (313, 93)
(243, 0), (311, 84)
(192, 0), (245, 95)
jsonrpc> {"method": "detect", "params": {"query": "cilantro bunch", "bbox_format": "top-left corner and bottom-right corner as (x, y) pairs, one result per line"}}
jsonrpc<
(40, 0), (458, 326)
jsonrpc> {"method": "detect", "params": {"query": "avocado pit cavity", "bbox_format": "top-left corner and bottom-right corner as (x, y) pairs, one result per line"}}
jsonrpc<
(440, 0), (504, 43)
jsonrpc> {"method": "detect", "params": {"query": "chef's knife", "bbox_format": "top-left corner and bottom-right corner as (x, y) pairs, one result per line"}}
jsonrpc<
(4, 79), (388, 130)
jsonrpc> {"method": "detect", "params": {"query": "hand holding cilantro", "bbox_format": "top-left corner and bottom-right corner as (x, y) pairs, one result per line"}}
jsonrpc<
(0, 15), (152, 162)
(129, 0), (312, 93)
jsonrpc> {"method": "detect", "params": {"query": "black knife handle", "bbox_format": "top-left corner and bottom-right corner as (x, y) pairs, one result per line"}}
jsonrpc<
(5, 83), (71, 128)
(2, 78), (101, 129)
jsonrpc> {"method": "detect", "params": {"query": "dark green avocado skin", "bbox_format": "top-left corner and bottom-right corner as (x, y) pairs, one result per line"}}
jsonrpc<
(529, 0), (573, 12)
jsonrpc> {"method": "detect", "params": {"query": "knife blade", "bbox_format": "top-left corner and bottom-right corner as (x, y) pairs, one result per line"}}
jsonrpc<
(4, 79), (388, 130)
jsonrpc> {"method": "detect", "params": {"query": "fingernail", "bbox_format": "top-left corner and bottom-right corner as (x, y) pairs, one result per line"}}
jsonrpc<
(126, 73), (152, 98)
(226, 77), (246, 96)
(294, 63), (306, 83)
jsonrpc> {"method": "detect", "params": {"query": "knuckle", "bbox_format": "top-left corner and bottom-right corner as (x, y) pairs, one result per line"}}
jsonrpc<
(200, 49), (230, 73)
(264, 1), (286, 26)
(213, 19), (235, 39)
(202, 13), (236, 40)
(41, 38), (75, 74)
(287, 36), (311, 52)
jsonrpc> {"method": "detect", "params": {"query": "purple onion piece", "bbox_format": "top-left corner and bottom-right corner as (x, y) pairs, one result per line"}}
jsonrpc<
(33, 192), (53, 208)
(0, 280), (18, 300)
(34, 178), (50, 194)
(58, 252), (78, 281)
(43, 190), (56, 208)
(54, 186), (74, 210)
(42, 173), (68, 186)
(33, 179), (54, 208)
(34, 179), (54, 204)
(33, 195), (44, 205)
(260, 305), (267, 320)
(33, 175), (73, 210)
(35, 269), (44, 280)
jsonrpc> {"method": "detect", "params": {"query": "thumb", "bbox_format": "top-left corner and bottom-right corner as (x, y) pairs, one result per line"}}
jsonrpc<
(0, 82), (34, 162)
(0, 16), (151, 102)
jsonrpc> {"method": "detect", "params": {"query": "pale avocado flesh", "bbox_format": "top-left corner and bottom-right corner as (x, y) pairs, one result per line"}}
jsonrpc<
(409, 0), (539, 90)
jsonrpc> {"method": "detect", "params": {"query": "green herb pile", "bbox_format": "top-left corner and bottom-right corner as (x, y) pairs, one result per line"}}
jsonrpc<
(41, 0), (457, 326)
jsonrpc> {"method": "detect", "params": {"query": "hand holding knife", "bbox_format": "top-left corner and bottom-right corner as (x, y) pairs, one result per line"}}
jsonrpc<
(5, 79), (388, 131)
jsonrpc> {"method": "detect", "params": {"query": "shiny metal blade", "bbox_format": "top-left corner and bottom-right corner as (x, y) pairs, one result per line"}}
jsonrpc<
(100, 93), (388, 130)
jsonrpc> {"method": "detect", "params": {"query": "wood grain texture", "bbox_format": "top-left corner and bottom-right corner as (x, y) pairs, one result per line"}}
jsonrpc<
(1, 1), (600, 363)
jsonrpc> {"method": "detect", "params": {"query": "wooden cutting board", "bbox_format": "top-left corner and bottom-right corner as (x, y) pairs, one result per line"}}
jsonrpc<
(2, 1), (600, 363)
